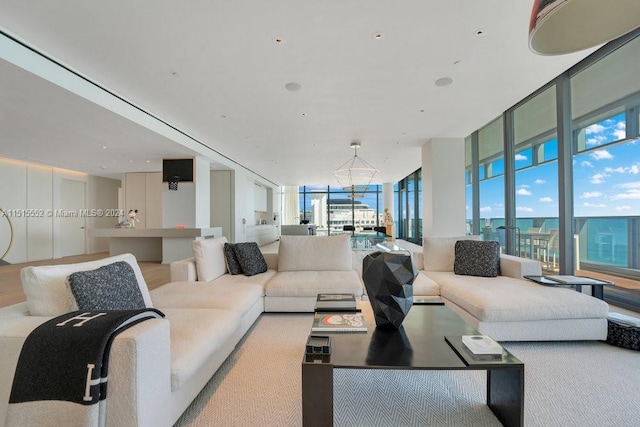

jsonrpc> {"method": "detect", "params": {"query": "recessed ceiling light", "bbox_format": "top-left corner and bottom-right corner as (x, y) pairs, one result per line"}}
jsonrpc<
(273, 36), (284, 45)
(301, 112), (307, 116)
(220, 114), (227, 119)
(171, 71), (179, 77)
(435, 77), (454, 87)
(420, 109), (425, 113)
(475, 28), (486, 36)
(100, 166), (107, 169)
(145, 160), (151, 163)
(285, 82), (302, 92)
(453, 60), (462, 66)
(373, 32), (384, 40)
(101, 145), (107, 149)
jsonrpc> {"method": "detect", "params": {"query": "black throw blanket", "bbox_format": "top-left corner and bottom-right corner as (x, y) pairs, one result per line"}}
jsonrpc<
(6, 309), (165, 427)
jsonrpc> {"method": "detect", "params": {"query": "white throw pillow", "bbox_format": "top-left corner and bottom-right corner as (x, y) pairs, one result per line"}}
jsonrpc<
(192, 236), (228, 281)
(21, 253), (153, 317)
(422, 235), (481, 272)
(278, 235), (352, 271)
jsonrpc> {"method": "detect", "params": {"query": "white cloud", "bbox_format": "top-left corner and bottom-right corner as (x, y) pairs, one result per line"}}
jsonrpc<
(516, 188), (532, 196)
(581, 160), (594, 168)
(590, 174), (606, 184)
(590, 150), (613, 160)
(586, 123), (605, 134)
(611, 189), (640, 200)
(630, 165), (639, 175)
(615, 205), (632, 211)
(480, 206), (493, 213)
(534, 179), (546, 184)
(616, 121), (626, 130)
(583, 202), (606, 208)
(616, 181), (640, 189)
(614, 129), (626, 140)
(516, 206), (533, 212)
(580, 191), (603, 198)
(514, 153), (528, 161)
(539, 197), (553, 203)
(605, 166), (627, 174)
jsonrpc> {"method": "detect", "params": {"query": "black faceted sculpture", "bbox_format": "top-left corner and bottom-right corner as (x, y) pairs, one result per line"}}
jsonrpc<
(362, 251), (418, 329)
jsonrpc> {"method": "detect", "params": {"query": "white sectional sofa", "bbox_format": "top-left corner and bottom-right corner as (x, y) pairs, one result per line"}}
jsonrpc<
(396, 236), (610, 341)
(0, 234), (363, 426)
(166, 234), (364, 312)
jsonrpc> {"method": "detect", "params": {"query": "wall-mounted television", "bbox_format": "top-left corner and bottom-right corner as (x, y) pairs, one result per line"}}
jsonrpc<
(162, 159), (194, 182)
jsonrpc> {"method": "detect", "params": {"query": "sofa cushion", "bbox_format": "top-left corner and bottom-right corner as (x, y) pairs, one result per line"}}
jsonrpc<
(278, 235), (352, 271)
(232, 242), (268, 276)
(223, 243), (243, 275)
(265, 270), (363, 297)
(151, 277), (269, 315)
(161, 308), (241, 391)
(424, 271), (609, 322)
(68, 261), (146, 310)
(412, 272), (441, 296)
(21, 253), (152, 317)
(192, 237), (228, 281)
(423, 235), (480, 272)
(454, 240), (500, 277)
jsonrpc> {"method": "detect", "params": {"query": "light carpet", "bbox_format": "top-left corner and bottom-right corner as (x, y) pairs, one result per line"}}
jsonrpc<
(175, 313), (640, 427)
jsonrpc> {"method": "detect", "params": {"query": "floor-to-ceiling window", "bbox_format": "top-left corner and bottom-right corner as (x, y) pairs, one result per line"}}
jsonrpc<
(513, 85), (559, 267)
(569, 34), (640, 309)
(478, 117), (505, 242)
(395, 169), (422, 243)
(466, 29), (640, 311)
(297, 185), (382, 236)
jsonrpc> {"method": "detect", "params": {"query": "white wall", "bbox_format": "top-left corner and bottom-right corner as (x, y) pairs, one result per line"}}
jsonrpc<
(162, 157), (210, 228)
(0, 157), (121, 263)
(422, 138), (466, 237)
(86, 175), (121, 254)
(211, 170), (233, 240)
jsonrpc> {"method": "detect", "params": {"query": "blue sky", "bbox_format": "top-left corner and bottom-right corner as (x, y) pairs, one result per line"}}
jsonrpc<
(469, 113), (640, 219)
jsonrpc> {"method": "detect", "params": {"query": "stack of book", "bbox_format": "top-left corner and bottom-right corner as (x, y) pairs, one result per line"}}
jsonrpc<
(311, 293), (366, 332)
(311, 312), (367, 332)
(314, 293), (358, 312)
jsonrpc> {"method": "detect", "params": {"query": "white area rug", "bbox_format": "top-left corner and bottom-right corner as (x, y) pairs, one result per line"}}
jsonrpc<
(175, 313), (640, 426)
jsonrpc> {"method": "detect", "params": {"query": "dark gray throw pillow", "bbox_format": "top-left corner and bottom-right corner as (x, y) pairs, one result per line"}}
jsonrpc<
(232, 242), (268, 276)
(68, 261), (146, 310)
(454, 240), (501, 277)
(224, 243), (244, 275)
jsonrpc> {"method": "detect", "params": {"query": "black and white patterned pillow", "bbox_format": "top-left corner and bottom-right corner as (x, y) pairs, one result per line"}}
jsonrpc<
(224, 243), (244, 275)
(68, 261), (146, 310)
(453, 240), (501, 277)
(232, 242), (268, 276)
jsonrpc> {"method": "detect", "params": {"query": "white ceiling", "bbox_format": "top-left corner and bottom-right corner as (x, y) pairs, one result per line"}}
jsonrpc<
(0, 1), (595, 186)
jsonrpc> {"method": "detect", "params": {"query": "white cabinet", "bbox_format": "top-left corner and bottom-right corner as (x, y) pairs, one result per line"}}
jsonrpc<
(124, 172), (163, 228)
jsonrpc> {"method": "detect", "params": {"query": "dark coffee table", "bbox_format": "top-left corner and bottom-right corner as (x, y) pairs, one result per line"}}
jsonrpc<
(302, 303), (524, 427)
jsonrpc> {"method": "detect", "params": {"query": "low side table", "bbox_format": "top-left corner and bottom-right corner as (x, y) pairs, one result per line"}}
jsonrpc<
(523, 275), (614, 299)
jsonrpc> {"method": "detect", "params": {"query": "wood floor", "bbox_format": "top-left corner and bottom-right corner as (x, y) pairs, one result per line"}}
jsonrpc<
(0, 253), (170, 308)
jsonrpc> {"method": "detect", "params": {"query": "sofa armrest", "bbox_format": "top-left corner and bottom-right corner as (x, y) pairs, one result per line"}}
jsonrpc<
(500, 254), (542, 279)
(107, 318), (172, 426)
(0, 315), (172, 427)
(170, 258), (198, 282)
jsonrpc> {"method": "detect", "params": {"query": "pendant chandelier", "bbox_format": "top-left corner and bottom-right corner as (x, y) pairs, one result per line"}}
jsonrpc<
(528, 0), (640, 55)
(333, 142), (377, 197)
